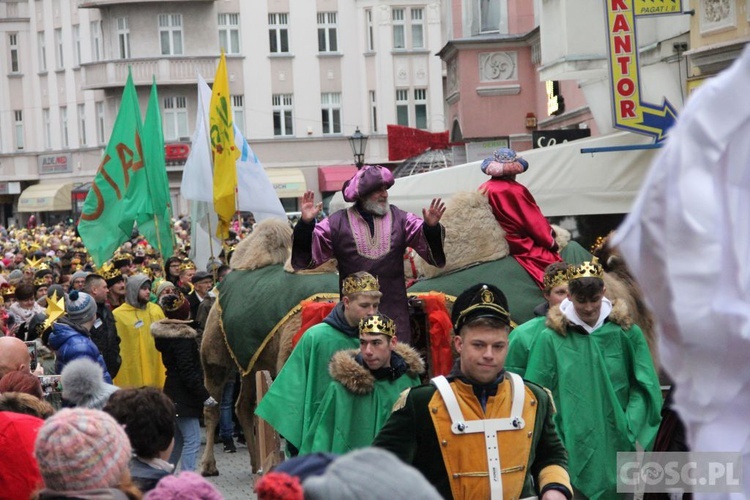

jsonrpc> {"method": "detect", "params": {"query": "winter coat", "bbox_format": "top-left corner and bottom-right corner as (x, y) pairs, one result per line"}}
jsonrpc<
(151, 319), (209, 418)
(90, 302), (122, 378)
(48, 318), (113, 384)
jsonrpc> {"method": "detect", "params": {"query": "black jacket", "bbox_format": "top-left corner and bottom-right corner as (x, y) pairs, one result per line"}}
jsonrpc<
(151, 319), (209, 418)
(90, 302), (122, 378)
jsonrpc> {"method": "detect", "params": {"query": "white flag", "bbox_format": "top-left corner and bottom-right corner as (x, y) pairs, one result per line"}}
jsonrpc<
(234, 126), (286, 222)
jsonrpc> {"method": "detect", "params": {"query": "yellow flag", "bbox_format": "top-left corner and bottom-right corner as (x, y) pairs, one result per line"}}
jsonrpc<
(210, 52), (239, 239)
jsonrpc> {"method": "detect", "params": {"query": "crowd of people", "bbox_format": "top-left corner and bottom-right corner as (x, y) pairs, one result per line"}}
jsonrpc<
(0, 148), (667, 499)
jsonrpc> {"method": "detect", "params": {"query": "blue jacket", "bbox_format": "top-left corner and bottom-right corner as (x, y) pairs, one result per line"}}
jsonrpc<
(48, 319), (113, 383)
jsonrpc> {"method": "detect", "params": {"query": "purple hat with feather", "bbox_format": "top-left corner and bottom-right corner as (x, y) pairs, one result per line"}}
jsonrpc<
(342, 165), (395, 202)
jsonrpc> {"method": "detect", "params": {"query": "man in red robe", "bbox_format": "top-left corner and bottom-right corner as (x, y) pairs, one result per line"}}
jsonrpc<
(479, 148), (562, 287)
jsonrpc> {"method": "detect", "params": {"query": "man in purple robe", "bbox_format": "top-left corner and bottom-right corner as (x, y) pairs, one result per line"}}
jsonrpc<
(292, 165), (446, 344)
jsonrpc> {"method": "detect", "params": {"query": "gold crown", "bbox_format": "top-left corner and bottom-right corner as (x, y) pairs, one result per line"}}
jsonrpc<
(342, 273), (380, 296)
(359, 314), (396, 338)
(161, 293), (187, 312)
(179, 259), (196, 272)
(1, 285), (16, 297)
(98, 262), (122, 281)
(567, 259), (604, 281)
(112, 251), (132, 263)
(25, 256), (44, 270)
(543, 268), (569, 290)
(138, 265), (155, 280)
(33, 276), (48, 287)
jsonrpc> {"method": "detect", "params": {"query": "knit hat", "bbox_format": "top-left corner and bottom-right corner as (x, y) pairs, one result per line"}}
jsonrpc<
(65, 290), (97, 324)
(8, 269), (23, 281)
(156, 281), (176, 297)
(159, 293), (191, 321)
(342, 165), (395, 202)
(303, 448), (441, 500)
(71, 270), (89, 282)
(61, 358), (119, 410)
(144, 471), (223, 500)
(34, 408), (131, 491)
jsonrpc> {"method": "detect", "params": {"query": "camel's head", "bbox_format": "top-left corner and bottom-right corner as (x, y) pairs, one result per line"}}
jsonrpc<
(230, 218), (292, 271)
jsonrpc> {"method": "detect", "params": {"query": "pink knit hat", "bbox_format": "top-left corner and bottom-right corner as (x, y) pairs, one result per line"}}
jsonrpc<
(342, 165), (395, 202)
(144, 471), (224, 499)
(34, 408), (131, 492)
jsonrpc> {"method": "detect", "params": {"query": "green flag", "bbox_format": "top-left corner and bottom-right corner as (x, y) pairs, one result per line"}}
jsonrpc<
(78, 70), (146, 267)
(138, 77), (174, 259)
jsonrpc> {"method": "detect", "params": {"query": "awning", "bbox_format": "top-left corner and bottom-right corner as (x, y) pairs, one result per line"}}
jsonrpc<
(265, 168), (307, 198)
(330, 132), (658, 217)
(17, 183), (74, 212)
(318, 165), (357, 192)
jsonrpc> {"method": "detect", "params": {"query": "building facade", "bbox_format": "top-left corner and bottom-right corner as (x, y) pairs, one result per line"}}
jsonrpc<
(0, 0), (446, 225)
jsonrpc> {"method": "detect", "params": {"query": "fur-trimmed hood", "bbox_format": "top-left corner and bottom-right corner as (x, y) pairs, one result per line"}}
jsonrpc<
(329, 343), (425, 395)
(545, 298), (632, 336)
(150, 318), (198, 339)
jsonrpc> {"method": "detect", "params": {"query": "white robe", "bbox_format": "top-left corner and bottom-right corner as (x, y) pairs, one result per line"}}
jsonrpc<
(614, 45), (750, 499)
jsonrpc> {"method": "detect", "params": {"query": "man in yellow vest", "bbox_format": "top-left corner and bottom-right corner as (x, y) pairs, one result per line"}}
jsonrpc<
(373, 283), (572, 500)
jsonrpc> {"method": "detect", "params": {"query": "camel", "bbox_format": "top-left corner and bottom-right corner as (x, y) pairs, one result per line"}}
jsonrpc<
(199, 192), (658, 477)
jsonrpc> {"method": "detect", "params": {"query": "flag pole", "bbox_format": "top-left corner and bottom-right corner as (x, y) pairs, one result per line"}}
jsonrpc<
(152, 213), (164, 258)
(202, 71), (217, 262)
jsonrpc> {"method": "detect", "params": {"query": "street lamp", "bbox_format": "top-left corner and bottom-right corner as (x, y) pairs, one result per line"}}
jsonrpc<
(348, 127), (368, 170)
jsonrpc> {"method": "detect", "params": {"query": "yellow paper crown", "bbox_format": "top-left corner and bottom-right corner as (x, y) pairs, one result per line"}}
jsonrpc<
(179, 259), (196, 272)
(98, 262), (122, 281)
(342, 273), (380, 296)
(543, 268), (568, 290)
(1, 285), (16, 297)
(359, 314), (396, 338)
(44, 291), (66, 331)
(567, 259), (604, 281)
(33, 276), (48, 287)
(25, 256), (44, 270)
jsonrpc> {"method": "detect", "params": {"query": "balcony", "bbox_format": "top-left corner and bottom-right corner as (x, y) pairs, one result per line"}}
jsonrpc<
(81, 56), (240, 90)
(78, 0), (213, 8)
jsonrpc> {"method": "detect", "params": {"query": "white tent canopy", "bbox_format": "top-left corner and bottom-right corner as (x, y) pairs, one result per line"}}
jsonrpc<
(330, 132), (659, 217)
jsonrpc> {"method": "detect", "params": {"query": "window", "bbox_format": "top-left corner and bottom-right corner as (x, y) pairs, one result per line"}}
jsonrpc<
(9, 34), (19, 73)
(163, 96), (188, 140)
(321, 93), (341, 135)
(396, 89), (409, 126)
(73, 25), (81, 66)
(55, 28), (64, 69)
(317, 12), (338, 52)
(159, 14), (183, 56)
(393, 8), (424, 49)
(231, 95), (244, 135)
(370, 91), (378, 132)
(411, 9), (424, 49)
(272, 94), (293, 136)
(91, 21), (102, 62)
(38, 31), (46, 72)
(392, 9), (405, 49)
(366, 9), (374, 51)
(117, 18), (130, 59)
(43, 108), (51, 150)
(96, 101), (105, 144)
(60, 106), (69, 147)
(14, 110), (23, 150)
(415, 88), (427, 129)
(218, 13), (240, 54)
(78, 103), (87, 146)
(480, 0), (501, 33)
(268, 13), (289, 54)
(395, 88), (428, 128)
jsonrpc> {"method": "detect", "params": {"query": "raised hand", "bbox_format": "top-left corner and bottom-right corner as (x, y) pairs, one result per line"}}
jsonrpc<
(300, 190), (323, 223)
(422, 198), (446, 226)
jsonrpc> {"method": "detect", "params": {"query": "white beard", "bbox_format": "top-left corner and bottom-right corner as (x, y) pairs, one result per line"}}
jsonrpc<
(362, 199), (390, 216)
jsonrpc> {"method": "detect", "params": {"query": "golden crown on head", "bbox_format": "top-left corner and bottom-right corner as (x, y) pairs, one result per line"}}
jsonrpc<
(25, 256), (44, 270)
(567, 258), (604, 281)
(161, 293), (187, 313)
(359, 314), (396, 338)
(1, 285), (16, 297)
(98, 262), (122, 281)
(179, 259), (196, 272)
(342, 273), (380, 296)
(33, 276), (48, 287)
(543, 268), (569, 290)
